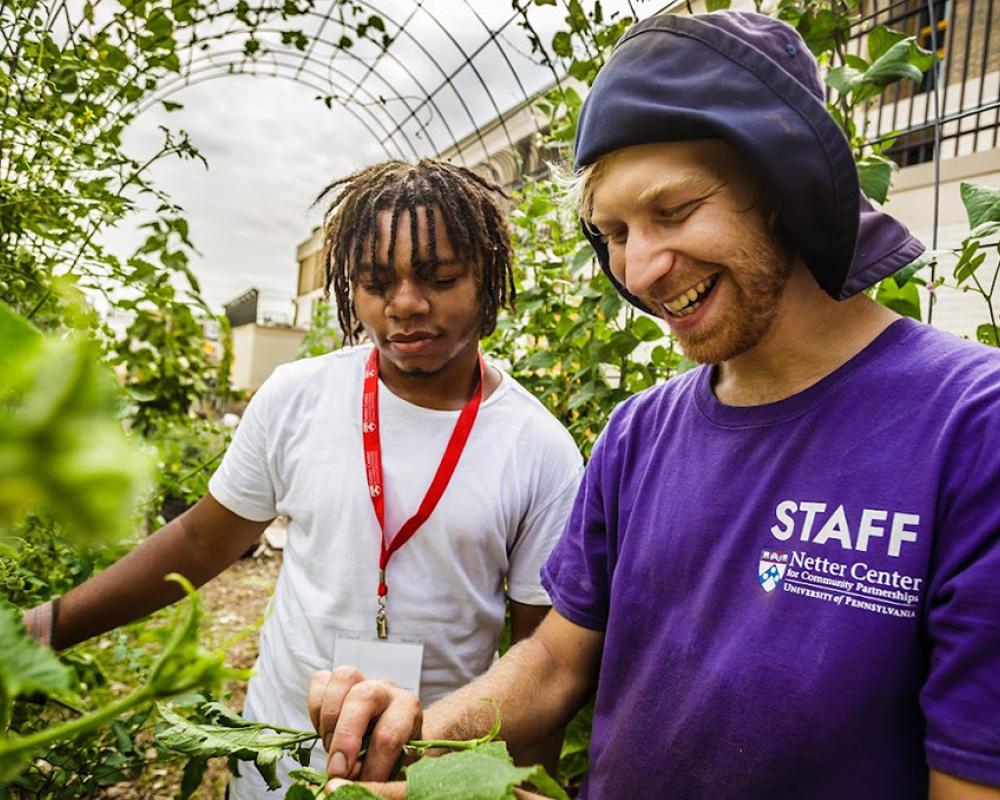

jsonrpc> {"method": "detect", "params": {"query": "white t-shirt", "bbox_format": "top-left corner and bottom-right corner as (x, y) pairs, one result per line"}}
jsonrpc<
(209, 345), (582, 798)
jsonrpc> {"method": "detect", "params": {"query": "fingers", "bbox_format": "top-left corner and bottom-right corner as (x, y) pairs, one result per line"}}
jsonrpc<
(325, 779), (407, 800)
(308, 667), (423, 782)
(308, 666), (366, 753)
(358, 691), (423, 782)
(330, 680), (420, 782)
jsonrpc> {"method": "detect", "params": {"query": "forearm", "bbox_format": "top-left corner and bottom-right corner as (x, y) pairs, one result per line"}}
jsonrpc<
(930, 770), (1000, 799)
(423, 633), (595, 754)
(49, 498), (265, 649)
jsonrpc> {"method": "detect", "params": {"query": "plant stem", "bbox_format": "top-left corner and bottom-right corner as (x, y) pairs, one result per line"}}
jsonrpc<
(0, 685), (154, 762)
(969, 271), (1000, 346)
(405, 737), (489, 751)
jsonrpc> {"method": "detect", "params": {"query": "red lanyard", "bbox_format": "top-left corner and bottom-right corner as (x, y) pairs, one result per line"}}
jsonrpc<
(362, 346), (486, 637)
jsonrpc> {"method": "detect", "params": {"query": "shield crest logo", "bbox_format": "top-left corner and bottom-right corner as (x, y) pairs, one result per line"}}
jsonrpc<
(759, 548), (789, 593)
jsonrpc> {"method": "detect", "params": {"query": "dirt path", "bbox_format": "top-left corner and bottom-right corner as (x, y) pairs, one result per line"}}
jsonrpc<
(98, 550), (282, 799)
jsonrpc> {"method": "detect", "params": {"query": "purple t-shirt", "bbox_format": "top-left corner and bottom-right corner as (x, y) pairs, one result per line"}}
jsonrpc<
(542, 318), (1000, 799)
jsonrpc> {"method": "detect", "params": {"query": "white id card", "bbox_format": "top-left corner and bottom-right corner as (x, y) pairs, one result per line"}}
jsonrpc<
(332, 631), (424, 696)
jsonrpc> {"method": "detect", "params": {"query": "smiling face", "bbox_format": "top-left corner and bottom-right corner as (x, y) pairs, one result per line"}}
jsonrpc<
(588, 139), (796, 364)
(351, 204), (483, 377)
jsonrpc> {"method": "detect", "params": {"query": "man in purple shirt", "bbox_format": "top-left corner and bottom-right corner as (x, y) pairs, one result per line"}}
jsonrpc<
(307, 12), (1000, 799)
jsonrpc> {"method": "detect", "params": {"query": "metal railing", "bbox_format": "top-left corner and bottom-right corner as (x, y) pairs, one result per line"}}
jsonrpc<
(845, 0), (999, 166)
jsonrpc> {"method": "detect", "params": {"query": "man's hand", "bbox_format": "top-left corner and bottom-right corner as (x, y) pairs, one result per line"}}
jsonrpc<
(308, 666), (422, 782)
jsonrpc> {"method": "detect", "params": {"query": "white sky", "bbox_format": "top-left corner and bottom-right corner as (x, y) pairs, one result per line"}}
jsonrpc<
(103, 77), (382, 310)
(98, 0), (624, 311)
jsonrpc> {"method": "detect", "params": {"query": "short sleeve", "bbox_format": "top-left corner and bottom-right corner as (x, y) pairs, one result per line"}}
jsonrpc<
(922, 377), (1000, 786)
(540, 424), (616, 631)
(504, 406), (583, 606)
(208, 378), (279, 523)
(506, 463), (583, 605)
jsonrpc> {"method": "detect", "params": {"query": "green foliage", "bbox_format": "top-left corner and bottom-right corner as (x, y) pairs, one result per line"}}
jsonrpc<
(875, 275), (922, 320)
(0, 576), (244, 786)
(161, 700), (567, 800)
(148, 418), (231, 515)
(960, 182), (1000, 229)
(952, 182), (1000, 347)
(3, 704), (157, 799)
(0, 605), (74, 735)
(488, 7), (675, 461)
(158, 702), (319, 791)
(406, 741), (568, 800)
(109, 218), (222, 433)
(487, 183), (680, 456)
(826, 34), (934, 107)
(856, 153), (897, 205)
(298, 300), (343, 359)
(0, 518), (124, 609)
(0, 301), (152, 543)
(557, 700), (593, 791)
(908, 183), (1000, 347)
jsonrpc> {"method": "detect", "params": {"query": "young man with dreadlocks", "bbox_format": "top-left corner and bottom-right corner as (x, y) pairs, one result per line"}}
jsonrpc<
(21, 160), (583, 799)
(308, 12), (1000, 800)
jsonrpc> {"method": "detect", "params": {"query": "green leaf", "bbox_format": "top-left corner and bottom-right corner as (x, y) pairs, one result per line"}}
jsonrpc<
(705, 0), (731, 10)
(875, 276), (921, 320)
(552, 31), (573, 57)
(863, 37), (934, 87)
(630, 316), (665, 342)
(867, 25), (908, 62)
(285, 784), (316, 800)
(608, 330), (640, 357)
(571, 243), (595, 274)
(857, 154), (896, 204)
(976, 324), (1000, 347)
(960, 181), (1000, 228)
(0, 301), (43, 380)
(892, 252), (934, 287)
(0, 602), (74, 709)
(156, 702), (318, 791)
(405, 742), (568, 800)
(180, 757), (208, 799)
(955, 250), (986, 284)
(327, 785), (383, 799)
(825, 65), (864, 96)
(289, 766), (328, 785)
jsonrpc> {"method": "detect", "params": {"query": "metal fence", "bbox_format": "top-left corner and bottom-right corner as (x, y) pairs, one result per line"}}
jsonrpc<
(846, 0), (999, 166)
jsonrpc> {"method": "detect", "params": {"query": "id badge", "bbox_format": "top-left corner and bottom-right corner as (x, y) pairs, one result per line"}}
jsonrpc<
(332, 631), (424, 696)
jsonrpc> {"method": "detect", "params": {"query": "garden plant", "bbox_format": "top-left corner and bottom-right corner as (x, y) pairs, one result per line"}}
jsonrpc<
(2, 0), (999, 797)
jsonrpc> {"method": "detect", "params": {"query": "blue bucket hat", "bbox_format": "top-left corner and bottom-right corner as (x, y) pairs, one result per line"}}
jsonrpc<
(574, 11), (925, 309)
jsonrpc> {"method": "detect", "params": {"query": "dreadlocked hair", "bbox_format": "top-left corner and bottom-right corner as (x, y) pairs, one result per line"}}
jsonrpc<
(314, 159), (516, 344)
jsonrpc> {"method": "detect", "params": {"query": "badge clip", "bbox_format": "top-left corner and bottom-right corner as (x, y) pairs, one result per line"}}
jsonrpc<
(376, 594), (388, 639)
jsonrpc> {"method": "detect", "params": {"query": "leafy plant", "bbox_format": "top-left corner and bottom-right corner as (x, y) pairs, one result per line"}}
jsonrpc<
(0, 517), (127, 609)
(298, 300), (343, 359)
(0, 575), (244, 785)
(913, 182), (1000, 346)
(158, 701), (320, 792)
(0, 301), (151, 543)
(147, 418), (232, 521)
(486, 183), (682, 457)
(158, 699), (569, 800)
